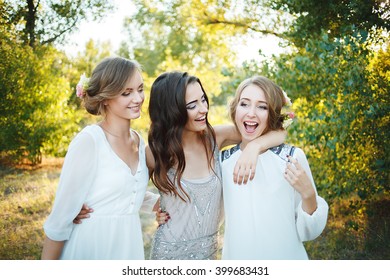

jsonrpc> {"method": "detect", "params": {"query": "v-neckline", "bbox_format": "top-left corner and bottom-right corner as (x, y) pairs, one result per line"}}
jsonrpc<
(96, 125), (141, 176)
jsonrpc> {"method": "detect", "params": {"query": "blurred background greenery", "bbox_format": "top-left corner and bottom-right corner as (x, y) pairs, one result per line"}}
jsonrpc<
(0, 0), (389, 259)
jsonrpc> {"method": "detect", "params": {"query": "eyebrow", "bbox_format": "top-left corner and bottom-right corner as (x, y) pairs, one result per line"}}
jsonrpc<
(124, 83), (144, 91)
(240, 97), (268, 104)
(186, 94), (205, 106)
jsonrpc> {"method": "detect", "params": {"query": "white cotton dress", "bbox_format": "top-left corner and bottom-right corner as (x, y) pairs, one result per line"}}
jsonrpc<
(220, 143), (329, 260)
(43, 125), (158, 260)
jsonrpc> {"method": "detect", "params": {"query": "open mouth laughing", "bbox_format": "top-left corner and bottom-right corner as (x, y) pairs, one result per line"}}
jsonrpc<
(243, 121), (258, 133)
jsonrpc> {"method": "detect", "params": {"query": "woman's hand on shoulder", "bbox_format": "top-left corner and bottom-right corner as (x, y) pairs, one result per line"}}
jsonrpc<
(233, 143), (259, 185)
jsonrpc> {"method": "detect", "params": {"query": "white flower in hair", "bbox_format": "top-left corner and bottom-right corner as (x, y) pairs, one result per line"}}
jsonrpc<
(283, 90), (292, 106)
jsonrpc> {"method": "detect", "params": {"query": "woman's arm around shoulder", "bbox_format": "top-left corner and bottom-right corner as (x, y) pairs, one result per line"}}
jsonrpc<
(234, 129), (287, 184)
(213, 124), (240, 149)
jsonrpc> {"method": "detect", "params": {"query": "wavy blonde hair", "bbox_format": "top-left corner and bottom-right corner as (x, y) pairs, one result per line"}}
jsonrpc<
(229, 75), (286, 134)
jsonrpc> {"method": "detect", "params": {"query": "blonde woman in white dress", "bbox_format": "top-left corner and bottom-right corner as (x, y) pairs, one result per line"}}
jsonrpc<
(41, 57), (159, 260)
(221, 75), (329, 259)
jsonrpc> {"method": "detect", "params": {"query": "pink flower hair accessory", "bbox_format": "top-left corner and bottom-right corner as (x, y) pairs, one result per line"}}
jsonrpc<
(76, 73), (90, 98)
(281, 90), (294, 129)
(282, 112), (295, 129)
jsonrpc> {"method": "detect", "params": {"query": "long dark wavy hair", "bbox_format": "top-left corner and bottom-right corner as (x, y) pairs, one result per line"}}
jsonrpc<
(148, 71), (216, 202)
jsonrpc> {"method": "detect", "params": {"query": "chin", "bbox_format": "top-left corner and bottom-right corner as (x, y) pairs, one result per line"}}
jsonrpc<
(129, 114), (141, 120)
(242, 133), (260, 143)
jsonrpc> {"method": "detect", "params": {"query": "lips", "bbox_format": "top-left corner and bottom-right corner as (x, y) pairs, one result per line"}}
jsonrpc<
(243, 121), (258, 133)
(195, 116), (206, 122)
(128, 105), (140, 111)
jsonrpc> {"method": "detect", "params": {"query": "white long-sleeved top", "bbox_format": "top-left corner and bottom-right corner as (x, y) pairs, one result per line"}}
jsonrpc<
(220, 143), (328, 260)
(43, 124), (159, 259)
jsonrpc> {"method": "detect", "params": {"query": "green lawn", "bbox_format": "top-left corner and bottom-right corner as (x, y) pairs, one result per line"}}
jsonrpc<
(0, 158), (389, 260)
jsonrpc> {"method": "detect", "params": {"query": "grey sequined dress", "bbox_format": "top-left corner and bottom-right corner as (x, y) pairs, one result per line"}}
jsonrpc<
(150, 149), (223, 260)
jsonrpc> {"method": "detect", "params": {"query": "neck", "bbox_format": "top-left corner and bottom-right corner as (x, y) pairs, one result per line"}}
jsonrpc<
(239, 140), (249, 150)
(182, 130), (202, 146)
(100, 119), (131, 139)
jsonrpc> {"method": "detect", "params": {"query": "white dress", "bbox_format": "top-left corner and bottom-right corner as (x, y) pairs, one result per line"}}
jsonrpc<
(43, 125), (158, 260)
(220, 143), (329, 260)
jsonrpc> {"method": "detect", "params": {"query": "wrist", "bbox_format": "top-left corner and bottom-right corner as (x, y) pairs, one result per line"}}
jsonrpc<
(301, 187), (316, 201)
(248, 140), (264, 154)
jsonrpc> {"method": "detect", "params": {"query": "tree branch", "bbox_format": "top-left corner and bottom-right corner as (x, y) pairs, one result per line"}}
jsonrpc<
(41, 18), (79, 45)
(203, 11), (286, 39)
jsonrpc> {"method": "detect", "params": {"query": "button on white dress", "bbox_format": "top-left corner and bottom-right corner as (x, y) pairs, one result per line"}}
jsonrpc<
(44, 125), (158, 259)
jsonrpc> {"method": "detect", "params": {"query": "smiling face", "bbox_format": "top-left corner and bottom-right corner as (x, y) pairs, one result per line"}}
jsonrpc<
(183, 81), (209, 133)
(234, 84), (269, 148)
(105, 70), (144, 121)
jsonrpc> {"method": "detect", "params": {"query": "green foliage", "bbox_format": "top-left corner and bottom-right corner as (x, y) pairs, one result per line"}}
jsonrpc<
(128, 0), (244, 74)
(305, 196), (390, 259)
(3, 0), (114, 47)
(212, 1), (389, 209)
(0, 35), (80, 163)
(270, 31), (389, 202)
(271, 0), (390, 47)
(1, 1), (115, 165)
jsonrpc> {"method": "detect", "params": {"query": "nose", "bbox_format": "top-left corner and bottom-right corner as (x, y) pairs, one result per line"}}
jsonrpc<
(199, 102), (208, 113)
(133, 91), (144, 104)
(247, 106), (256, 117)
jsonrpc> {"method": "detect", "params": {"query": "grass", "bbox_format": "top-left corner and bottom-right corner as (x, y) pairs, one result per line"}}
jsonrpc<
(0, 158), (389, 260)
(0, 158), (157, 260)
(305, 196), (390, 259)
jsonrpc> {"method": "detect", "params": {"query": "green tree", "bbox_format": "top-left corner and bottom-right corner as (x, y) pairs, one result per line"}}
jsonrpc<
(126, 0), (290, 121)
(271, 0), (390, 47)
(3, 0), (113, 48)
(271, 32), (389, 201)
(0, 39), (80, 163)
(1, 0), (115, 164)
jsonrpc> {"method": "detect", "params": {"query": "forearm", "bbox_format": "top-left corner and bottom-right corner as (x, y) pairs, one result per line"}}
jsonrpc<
(41, 236), (65, 260)
(214, 124), (241, 149)
(300, 188), (317, 215)
(249, 129), (287, 154)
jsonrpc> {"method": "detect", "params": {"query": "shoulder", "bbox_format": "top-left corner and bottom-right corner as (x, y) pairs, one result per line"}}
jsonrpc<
(79, 124), (101, 138)
(220, 144), (241, 163)
(69, 125), (102, 150)
(131, 129), (145, 147)
(269, 143), (296, 162)
(64, 126), (100, 160)
(72, 125), (96, 142)
(145, 145), (155, 170)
